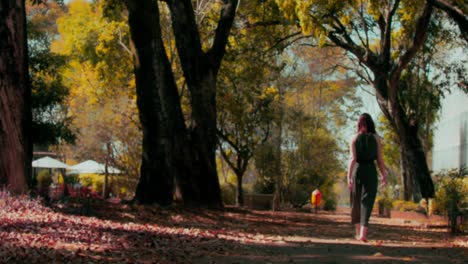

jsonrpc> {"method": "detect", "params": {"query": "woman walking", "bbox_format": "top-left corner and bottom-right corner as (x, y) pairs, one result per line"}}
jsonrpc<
(348, 113), (387, 242)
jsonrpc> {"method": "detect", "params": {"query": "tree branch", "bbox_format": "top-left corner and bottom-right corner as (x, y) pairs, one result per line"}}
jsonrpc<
(207, 0), (239, 73)
(218, 142), (239, 174)
(357, 1), (370, 48)
(429, 0), (468, 43)
(264, 31), (304, 53)
(339, 60), (374, 86)
(391, 3), (433, 85)
(165, 0), (204, 84)
(217, 128), (241, 154)
(118, 28), (132, 55)
(382, 0), (400, 68)
(324, 14), (378, 69)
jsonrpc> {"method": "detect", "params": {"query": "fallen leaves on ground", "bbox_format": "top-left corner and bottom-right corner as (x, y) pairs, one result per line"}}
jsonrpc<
(0, 190), (466, 264)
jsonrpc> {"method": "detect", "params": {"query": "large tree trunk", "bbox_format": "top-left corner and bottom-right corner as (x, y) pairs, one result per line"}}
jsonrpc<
(188, 73), (223, 207)
(165, 0), (238, 207)
(378, 87), (435, 201)
(0, 0), (31, 194)
(397, 121), (432, 201)
(126, 0), (237, 207)
(126, 0), (173, 205)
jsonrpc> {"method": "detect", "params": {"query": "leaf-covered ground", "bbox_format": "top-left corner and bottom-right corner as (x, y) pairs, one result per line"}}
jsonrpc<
(0, 191), (466, 263)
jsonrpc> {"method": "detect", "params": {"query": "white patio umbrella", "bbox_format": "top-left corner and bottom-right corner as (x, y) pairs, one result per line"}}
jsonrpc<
(32, 156), (69, 169)
(68, 160), (121, 174)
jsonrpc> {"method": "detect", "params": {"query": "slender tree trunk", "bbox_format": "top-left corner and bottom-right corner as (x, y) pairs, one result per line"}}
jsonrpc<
(272, 132), (283, 211)
(235, 172), (244, 206)
(0, 0), (31, 194)
(272, 90), (284, 211)
(126, 0), (173, 205)
(102, 142), (112, 199)
(103, 162), (109, 198)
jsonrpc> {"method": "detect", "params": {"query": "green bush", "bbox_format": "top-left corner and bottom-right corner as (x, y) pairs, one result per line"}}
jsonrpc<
(93, 179), (104, 194)
(221, 184), (236, 205)
(323, 196), (337, 211)
(64, 174), (80, 185)
(253, 177), (275, 194)
(285, 184), (309, 208)
(433, 168), (467, 232)
(79, 174), (104, 193)
(37, 170), (52, 189)
(56, 173), (65, 185)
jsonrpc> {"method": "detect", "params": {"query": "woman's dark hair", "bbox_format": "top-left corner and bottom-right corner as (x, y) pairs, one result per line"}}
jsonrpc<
(357, 113), (376, 134)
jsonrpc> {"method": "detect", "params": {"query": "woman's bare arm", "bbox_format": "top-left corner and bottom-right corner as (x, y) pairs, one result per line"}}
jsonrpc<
(375, 134), (388, 185)
(347, 135), (358, 190)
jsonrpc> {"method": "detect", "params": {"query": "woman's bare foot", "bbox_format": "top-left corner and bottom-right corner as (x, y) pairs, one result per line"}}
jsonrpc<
(358, 236), (368, 242)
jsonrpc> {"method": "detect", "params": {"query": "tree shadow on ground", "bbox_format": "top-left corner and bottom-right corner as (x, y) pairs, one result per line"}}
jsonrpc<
(51, 200), (454, 244)
(1, 216), (465, 264)
(3, 193), (463, 263)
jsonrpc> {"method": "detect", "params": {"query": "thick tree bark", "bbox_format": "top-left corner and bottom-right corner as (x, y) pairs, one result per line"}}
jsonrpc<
(0, 0), (31, 194)
(377, 86), (435, 200)
(398, 120), (433, 200)
(125, 0), (237, 207)
(126, 0), (173, 205)
(189, 74), (223, 206)
(398, 127), (429, 201)
(164, 0), (238, 207)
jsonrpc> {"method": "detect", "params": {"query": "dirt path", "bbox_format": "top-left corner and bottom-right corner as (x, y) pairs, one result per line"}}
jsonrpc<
(1, 194), (466, 263)
(190, 208), (467, 263)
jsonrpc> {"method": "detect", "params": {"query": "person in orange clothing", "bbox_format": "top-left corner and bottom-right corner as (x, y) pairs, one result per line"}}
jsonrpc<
(311, 188), (321, 213)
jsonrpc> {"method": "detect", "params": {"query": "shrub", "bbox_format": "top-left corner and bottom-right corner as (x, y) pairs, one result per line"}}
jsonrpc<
(119, 187), (128, 198)
(37, 170), (52, 189)
(79, 174), (104, 193)
(64, 174), (80, 185)
(253, 177), (275, 194)
(56, 173), (65, 185)
(433, 168), (468, 233)
(220, 184), (236, 205)
(92, 179), (104, 194)
(286, 183), (309, 208)
(393, 200), (416, 211)
(323, 196), (337, 211)
(392, 199), (426, 214)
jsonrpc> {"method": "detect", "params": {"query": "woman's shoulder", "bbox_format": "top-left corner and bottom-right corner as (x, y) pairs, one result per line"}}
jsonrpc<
(355, 132), (380, 142)
(372, 133), (382, 142)
(350, 134), (359, 144)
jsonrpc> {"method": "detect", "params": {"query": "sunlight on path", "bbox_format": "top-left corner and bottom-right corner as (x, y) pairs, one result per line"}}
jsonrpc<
(0, 192), (466, 263)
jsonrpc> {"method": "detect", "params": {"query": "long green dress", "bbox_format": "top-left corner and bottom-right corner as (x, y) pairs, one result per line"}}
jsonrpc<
(351, 133), (378, 226)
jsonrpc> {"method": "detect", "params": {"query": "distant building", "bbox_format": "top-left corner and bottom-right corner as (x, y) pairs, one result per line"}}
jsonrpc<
(432, 89), (468, 171)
